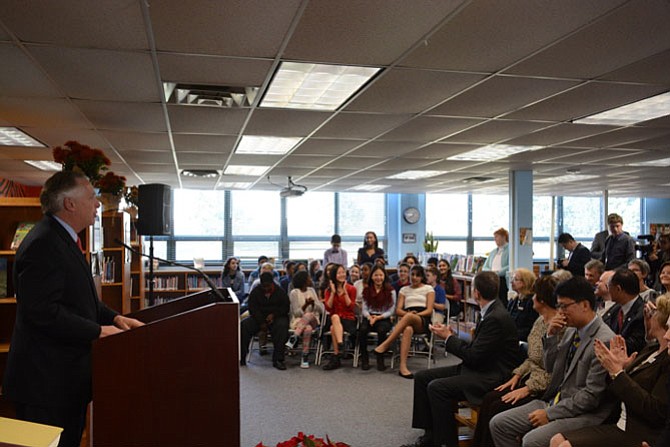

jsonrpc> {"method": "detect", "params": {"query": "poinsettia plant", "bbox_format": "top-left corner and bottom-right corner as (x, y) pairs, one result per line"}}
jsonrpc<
(95, 172), (126, 195)
(124, 185), (139, 207)
(256, 432), (349, 447)
(52, 140), (111, 183)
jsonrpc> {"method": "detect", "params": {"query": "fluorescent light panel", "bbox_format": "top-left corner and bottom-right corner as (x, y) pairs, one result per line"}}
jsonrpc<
(0, 127), (46, 147)
(223, 165), (270, 176)
(447, 144), (544, 161)
(235, 136), (302, 155)
(536, 174), (598, 185)
(574, 91), (670, 125)
(628, 157), (670, 167)
(349, 184), (389, 192)
(386, 170), (446, 180)
(24, 160), (61, 171)
(218, 182), (252, 189)
(260, 62), (380, 111)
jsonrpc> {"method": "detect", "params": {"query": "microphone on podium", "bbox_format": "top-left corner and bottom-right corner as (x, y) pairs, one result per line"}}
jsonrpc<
(113, 238), (228, 303)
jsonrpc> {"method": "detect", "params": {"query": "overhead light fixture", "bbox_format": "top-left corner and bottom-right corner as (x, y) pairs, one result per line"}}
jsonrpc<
(163, 82), (259, 108)
(536, 174), (598, 185)
(24, 160), (61, 171)
(260, 62), (380, 111)
(349, 184), (390, 192)
(461, 176), (495, 184)
(447, 144), (544, 161)
(573, 91), (670, 125)
(235, 136), (302, 155)
(181, 169), (220, 178)
(386, 170), (446, 180)
(566, 167), (581, 174)
(0, 127), (46, 147)
(223, 165), (270, 176)
(218, 182), (252, 189)
(627, 157), (670, 167)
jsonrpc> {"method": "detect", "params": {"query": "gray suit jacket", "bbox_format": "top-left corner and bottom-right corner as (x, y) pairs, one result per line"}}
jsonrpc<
(543, 315), (616, 423)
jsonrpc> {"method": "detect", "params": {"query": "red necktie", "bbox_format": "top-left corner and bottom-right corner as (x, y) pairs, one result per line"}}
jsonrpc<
(76, 236), (84, 253)
(617, 308), (624, 331)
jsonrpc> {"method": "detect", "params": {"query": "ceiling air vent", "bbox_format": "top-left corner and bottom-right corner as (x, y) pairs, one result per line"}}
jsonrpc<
(461, 176), (494, 184)
(164, 82), (259, 108)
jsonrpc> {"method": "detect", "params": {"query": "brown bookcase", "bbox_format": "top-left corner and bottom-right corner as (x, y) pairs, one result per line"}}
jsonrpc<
(144, 267), (223, 307)
(128, 219), (144, 313)
(100, 211), (131, 314)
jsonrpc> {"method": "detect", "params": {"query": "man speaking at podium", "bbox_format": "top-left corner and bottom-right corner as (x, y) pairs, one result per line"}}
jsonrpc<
(3, 171), (143, 447)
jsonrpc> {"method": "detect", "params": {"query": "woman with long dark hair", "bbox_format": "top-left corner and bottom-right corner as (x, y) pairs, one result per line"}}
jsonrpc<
(359, 264), (396, 371)
(438, 259), (462, 317)
(221, 256), (245, 302)
(322, 264), (358, 371)
(357, 231), (385, 265)
(373, 265), (434, 378)
(286, 270), (324, 369)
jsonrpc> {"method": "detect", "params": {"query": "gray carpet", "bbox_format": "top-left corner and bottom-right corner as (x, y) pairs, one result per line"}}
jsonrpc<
(240, 349), (462, 447)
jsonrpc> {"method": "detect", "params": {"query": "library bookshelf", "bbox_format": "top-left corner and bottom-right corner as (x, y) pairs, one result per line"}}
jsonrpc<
(144, 267), (223, 307)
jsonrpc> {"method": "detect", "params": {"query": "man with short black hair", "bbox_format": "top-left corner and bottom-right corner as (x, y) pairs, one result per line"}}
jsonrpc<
(605, 268), (646, 355)
(240, 272), (290, 370)
(323, 234), (348, 268)
(490, 277), (615, 447)
(403, 271), (521, 447)
(600, 213), (635, 270)
(557, 233), (591, 277)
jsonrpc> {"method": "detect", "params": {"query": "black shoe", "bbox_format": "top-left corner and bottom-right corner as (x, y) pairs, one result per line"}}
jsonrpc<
(399, 433), (433, 447)
(360, 355), (370, 370)
(240, 358), (246, 366)
(399, 371), (414, 379)
(273, 360), (287, 370)
(322, 355), (341, 371)
(375, 351), (387, 371)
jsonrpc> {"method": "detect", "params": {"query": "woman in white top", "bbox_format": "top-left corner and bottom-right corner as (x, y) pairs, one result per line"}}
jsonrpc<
(374, 264), (434, 379)
(285, 270), (324, 369)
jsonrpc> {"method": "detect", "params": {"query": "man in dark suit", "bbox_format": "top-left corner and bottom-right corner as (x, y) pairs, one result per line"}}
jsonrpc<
(590, 229), (608, 260)
(558, 233), (591, 277)
(600, 213), (635, 270)
(3, 171), (143, 447)
(403, 271), (521, 447)
(489, 277), (615, 447)
(603, 268), (646, 355)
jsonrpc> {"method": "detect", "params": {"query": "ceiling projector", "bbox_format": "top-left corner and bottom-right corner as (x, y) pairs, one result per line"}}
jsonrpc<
(269, 176), (308, 198)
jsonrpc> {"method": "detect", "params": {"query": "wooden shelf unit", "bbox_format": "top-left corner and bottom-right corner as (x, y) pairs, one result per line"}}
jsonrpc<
(144, 267), (223, 307)
(100, 211), (131, 314)
(128, 219), (144, 313)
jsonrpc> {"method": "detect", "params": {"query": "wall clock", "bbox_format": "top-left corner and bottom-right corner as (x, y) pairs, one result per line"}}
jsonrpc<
(403, 206), (420, 224)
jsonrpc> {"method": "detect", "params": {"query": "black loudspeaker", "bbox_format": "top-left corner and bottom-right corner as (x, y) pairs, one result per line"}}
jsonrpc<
(137, 184), (172, 235)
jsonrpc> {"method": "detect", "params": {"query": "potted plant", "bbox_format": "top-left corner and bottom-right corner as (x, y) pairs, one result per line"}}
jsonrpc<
(423, 231), (439, 253)
(95, 172), (126, 211)
(52, 140), (111, 183)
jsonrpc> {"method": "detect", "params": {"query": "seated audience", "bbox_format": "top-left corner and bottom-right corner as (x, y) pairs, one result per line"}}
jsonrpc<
(648, 233), (670, 290)
(438, 258), (462, 317)
(248, 255), (275, 288)
(358, 264), (396, 371)
(373, 265), (435, 379)
(508, 268), (539, 342)
(347, 264), (361, 285)
(489, 277), (616, 447)
(596, 270), (615, 317)
(354, 262), (373, 313)
(279, 260), (296, 293)
(426, 256), (439, 269)
(557, 232), (591, 277)
(584, 259), (605, 288)
(551, 269), (573, 282)
(659, 261), (670, 294)
(317, 262), (335, 301)
(322, 264), (358, 371)
(221, 256), (245, 302)
(390, 255), (419, 283)
(629, 259), (659, 303)
(426, 266), (447, 321)
(401, 271), (520, 447)
(482, 227), (510, 306)
(604, 268), (646, 355)
(357, 231), (385, 265)
(392, 262), (411, 294)
(249, 262), (281, 291)
(323, 233), (348, 268)
(239, 272), (290, 370)
(286, 270), (324, 369)
(309, 259), (322, 285)
(473, 275), (562, 447)
(549, 294), (670, 447)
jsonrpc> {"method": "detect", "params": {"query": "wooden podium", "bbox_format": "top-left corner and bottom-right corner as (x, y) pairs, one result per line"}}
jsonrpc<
(91, 288), (239, 447)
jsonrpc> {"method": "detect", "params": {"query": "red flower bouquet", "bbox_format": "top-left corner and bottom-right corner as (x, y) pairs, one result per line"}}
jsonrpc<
(95, 172), (126, 195)
(52, 140), (111, 182)
(256, 432), (349, 447)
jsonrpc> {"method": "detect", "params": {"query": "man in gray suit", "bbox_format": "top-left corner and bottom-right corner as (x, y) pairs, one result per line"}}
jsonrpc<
(489, 277), (615, 447)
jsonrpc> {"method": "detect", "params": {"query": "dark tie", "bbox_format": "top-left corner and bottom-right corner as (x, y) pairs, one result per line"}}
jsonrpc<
(76, 236), (84, 253)
(617, 308), (624, 332)
(550, 332), (581, 406)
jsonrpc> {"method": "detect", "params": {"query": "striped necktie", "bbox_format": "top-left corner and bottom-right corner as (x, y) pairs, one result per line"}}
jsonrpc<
(550, 332), (581, 406)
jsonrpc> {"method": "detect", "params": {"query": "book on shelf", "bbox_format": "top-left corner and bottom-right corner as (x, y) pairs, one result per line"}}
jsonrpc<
(9, 222), (36, 251)
(0, 416), (63, 447)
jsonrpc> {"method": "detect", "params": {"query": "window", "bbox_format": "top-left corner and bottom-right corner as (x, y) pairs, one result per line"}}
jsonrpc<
(434, 240), (467, 255)
(608, 197), (641, 236)
(176, 241), (222, 261)
(234, 241), (279, 259)
(173, 189), (226, 236)
(532, 196), (554, 238)
(338, 192), (386, 237)
(426, 194), (469, 236)
(563, 196), (602, 239)
(287, 192), (334, 236)
(289, 241), (332, 261)
(472, 195), (509, 237)
(231, 191), (280, 235)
